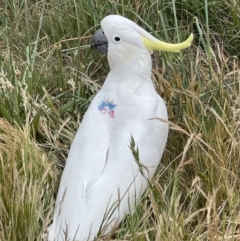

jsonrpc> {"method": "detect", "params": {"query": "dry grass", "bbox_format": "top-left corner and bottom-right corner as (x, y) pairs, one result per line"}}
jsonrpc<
(0, 118), (59, 240)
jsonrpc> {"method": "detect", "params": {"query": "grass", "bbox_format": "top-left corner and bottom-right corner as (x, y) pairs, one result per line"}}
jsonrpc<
(0, 0), (239, 240)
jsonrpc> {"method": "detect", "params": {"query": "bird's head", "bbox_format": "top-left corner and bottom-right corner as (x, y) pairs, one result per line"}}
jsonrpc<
(91, 15), (193, 72)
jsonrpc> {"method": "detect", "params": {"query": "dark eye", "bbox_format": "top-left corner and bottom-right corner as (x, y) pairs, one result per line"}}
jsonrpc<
(114, 36), (120, 41)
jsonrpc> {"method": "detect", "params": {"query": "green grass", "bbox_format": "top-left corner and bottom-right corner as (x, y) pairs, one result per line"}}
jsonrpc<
(0, 0), (240, 240)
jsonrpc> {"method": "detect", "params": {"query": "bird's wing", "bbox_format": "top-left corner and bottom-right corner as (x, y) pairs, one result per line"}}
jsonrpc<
(86, 93), (169, 231)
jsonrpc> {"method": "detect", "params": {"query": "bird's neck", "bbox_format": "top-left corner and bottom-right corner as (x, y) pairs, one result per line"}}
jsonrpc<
(107, 51), (152, 82)
(102, 52), (156, 98)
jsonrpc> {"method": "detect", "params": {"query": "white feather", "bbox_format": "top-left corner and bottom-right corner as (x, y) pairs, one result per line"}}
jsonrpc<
(48, 15), (169, 241)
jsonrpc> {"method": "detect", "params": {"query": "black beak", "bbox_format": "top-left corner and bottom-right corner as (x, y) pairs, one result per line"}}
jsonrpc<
(91, 29), (108, 55)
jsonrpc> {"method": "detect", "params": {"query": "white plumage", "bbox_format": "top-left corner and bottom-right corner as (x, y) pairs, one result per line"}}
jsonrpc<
(48, 15), (193, 241)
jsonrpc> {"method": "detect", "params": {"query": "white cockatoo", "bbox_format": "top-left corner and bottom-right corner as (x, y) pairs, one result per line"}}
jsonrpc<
(48, 15), (193, 241)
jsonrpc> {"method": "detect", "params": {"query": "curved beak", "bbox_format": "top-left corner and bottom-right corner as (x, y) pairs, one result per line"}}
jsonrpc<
(91, 29), (108, 54)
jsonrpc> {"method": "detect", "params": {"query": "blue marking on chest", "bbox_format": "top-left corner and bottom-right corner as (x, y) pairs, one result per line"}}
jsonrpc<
(98, 100), (116, 118)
